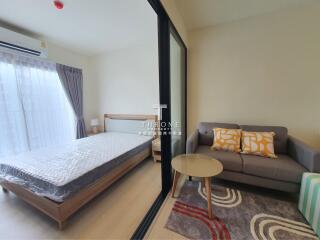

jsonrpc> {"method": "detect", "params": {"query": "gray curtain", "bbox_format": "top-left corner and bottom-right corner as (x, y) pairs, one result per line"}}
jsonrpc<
(56, 63), (87, 139)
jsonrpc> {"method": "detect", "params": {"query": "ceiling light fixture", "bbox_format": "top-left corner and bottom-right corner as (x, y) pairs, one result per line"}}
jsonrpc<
(54, 0), (64, 10)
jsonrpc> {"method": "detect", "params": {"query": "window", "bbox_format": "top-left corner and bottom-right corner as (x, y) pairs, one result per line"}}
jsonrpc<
(0, 51), (75, 157)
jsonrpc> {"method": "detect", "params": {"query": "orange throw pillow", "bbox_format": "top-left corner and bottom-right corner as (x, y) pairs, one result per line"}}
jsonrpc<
(241, 131), (277, 158)
(211, 128), (242, 152)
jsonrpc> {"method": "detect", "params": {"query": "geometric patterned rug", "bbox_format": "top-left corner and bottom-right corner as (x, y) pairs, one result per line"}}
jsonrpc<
(165, 181), (319, 240)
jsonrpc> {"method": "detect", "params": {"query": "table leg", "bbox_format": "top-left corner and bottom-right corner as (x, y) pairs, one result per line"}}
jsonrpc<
(58, 220), (67, 230)
(201, 178), (205, 189)
(171, 170), (181, 198)
(205, 177), (213, 219)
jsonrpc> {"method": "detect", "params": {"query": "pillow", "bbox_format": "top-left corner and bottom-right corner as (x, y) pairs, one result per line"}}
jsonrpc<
(241, 131), (277, 158)
(211, 128), (242, 152)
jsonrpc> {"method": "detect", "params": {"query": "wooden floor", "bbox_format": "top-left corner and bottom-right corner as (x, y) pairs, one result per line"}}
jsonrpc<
(146, 175), (188, 240)
(0, 158), (161, 240)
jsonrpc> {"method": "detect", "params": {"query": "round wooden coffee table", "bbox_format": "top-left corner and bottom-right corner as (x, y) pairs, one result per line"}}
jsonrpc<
(171, 154), (223, 219)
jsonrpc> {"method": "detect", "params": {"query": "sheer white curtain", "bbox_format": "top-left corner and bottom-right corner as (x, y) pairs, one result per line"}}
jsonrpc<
(0, 51), (75, 157)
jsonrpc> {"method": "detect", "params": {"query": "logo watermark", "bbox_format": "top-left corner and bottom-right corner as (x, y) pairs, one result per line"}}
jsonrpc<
(138, 104), (182, 136)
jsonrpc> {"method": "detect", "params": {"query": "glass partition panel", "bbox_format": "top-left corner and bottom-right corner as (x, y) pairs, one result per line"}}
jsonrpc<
(170, 31), (186, 158)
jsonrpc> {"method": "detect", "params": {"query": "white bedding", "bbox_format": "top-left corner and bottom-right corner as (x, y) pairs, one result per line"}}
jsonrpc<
(0, 132), (152, 187)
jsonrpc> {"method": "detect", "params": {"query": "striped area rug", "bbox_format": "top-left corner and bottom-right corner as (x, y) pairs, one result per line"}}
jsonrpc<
(165, 181), (319, 240)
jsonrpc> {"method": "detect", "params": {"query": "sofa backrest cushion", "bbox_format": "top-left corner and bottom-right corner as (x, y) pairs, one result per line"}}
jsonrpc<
(198, 122), (240, 146)
(240, 125), (288, 154)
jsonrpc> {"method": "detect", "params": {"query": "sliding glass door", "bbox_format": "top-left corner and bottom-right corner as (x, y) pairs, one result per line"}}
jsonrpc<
(132, 2), (187, 238)
(170, 28), (186, 158)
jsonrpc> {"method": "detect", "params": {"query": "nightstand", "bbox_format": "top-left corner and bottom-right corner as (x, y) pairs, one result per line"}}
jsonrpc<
(152, 138), (161, 162)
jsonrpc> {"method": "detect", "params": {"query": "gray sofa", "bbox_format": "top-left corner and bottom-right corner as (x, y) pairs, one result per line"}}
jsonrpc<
(187, 122), (320, 192)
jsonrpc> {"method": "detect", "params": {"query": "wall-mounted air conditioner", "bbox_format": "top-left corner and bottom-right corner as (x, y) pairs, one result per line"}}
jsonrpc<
(0, 26), (48, 58)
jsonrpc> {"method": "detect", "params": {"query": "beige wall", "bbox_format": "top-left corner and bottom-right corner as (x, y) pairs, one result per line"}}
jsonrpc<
(47, 42), (97, 131)
(161, 0), (188, 45)
(188, 4), (320, 148)
(89, 43), (159, 126)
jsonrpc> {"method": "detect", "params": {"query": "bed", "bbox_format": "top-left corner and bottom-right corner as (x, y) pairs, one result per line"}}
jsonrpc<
(0, 114), (157, 229)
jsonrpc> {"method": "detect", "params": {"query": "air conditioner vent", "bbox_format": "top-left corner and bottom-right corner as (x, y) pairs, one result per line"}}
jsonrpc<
(0, 27), (48, 58)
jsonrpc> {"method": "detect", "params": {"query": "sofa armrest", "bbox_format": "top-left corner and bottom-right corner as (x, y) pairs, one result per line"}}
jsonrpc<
(288, 135), (320, 173)
(186, 130), (199, 154)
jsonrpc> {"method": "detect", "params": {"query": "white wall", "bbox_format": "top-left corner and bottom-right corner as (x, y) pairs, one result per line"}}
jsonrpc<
(47, 42), (98, 131)
(188, 4), (320, 148)
(89, 42), (159, 127)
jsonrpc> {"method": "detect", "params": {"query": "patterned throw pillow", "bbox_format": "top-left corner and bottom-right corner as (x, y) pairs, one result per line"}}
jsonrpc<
(241, 131), (277, 158)
(211, 128), (242, 152)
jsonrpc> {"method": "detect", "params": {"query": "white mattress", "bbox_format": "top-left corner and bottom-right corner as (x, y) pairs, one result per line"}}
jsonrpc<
(0, 132), (152, 187)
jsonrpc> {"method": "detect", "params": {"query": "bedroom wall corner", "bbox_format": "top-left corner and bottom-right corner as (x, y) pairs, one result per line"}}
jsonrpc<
(87, 42), (160, 130)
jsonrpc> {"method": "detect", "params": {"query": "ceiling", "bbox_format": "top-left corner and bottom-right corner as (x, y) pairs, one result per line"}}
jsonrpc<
(175, 0), (319, 30)
(0, 0), (157, 56)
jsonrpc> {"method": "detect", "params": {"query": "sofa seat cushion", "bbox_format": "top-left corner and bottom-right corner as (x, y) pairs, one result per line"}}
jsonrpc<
(242, 154), (307, 183)
(196, 146), (243, 172)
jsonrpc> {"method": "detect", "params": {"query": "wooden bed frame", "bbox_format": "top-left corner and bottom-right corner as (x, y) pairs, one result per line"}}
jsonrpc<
(0, 114), (158, 229)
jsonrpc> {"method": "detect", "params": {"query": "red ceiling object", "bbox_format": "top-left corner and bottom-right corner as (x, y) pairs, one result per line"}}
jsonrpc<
(54, 0), (64, 10)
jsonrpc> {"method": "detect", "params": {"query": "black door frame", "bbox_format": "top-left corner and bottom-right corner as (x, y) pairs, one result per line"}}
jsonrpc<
(131, 0), (187, 239)
(148, 0), (188, 198)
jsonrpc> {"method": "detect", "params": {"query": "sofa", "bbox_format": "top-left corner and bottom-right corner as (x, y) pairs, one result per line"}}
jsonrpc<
(186, 122), (320, 192)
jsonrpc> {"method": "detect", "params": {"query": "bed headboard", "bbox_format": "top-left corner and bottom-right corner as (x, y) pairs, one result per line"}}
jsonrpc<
(104, 114), (158, 137)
